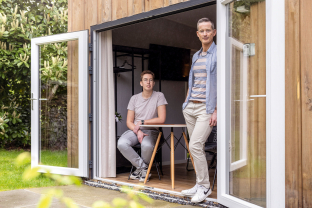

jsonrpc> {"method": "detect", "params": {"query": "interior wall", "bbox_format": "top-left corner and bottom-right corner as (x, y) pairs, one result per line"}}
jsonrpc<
(114, 54), (187, 163)
(113, 52), (189, 163)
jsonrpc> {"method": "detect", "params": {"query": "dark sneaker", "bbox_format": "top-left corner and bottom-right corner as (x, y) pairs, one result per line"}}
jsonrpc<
(139, 167), (151, 182)
(129, 168), (142, 180)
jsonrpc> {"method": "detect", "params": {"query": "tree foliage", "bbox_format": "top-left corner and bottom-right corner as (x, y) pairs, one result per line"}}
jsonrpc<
(0, 0), (68, 148)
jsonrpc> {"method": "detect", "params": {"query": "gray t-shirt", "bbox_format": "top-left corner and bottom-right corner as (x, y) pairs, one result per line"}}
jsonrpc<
(127, 91), (168, 129)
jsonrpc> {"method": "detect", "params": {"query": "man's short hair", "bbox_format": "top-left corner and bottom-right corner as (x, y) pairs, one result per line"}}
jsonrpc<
(141, 70), (155, 81)
(197, 18), (215, 30)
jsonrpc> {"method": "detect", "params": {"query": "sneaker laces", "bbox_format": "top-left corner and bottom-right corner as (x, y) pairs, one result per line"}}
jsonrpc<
(140, 168), (147, 177)
(132, 169), (141, 175)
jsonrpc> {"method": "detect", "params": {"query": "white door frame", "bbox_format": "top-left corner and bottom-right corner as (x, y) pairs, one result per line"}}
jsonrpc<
(229, 37), (248, 172)
(31, 30), (89, 177)
(217, 0), (285, 207)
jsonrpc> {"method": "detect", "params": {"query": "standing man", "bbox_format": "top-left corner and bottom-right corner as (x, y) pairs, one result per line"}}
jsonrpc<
(117, 70), (168, 182)
(181, 18), (217, 203)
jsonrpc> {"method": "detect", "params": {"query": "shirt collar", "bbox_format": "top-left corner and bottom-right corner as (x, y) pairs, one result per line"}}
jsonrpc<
(198, 41), (216, 56)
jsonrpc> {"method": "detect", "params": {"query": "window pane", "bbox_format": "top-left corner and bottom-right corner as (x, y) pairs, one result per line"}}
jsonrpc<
(39, 40), (79, 168)
(228, 1), (266, 207)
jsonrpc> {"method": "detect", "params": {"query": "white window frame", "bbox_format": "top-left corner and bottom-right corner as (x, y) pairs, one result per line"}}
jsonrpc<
(229, 37), (248, 172)
(217, 0), (285, 207)
(31, 30), (89, 177)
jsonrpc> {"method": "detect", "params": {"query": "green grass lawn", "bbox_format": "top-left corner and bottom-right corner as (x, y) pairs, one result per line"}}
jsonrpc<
(0, 149), (60, 192)
(40, 150), (68, 167)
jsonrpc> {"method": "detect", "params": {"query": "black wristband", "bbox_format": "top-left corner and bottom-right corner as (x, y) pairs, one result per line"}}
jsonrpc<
(141, 120), (144, 125)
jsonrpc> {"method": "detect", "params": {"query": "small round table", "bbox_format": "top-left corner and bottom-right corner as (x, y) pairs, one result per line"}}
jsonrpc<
(140, 124), (196, 189)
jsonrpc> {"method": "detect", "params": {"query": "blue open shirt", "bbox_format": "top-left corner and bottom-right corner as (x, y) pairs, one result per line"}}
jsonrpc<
(182, 42), (217, 114)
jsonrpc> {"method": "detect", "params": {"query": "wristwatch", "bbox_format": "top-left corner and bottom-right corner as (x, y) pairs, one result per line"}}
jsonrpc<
(141, 120), (144, 125)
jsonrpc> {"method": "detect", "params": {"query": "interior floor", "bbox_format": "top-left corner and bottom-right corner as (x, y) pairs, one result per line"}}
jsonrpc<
(104, 162), (217, 199)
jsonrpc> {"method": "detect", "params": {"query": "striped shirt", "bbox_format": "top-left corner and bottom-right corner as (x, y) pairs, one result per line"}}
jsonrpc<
(182, 42), (217, 114)
(189, 51), (208, 102)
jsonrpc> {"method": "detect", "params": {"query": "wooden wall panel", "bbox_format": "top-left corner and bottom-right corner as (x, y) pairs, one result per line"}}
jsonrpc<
(128, 0), (133, 16)
(98, 0), (112, 23)
(129, 0), (144, 15)
(86, 0), (98, 31)
(257, 1), (266, 200)
(301, 0), (312, 207)
(145, 0), (163, 12)
(112, 0), (128, 20)
(249, 2), (266, 203)
(285, 0), (302, 207)
(170, 0), (182, 5)
(67, 0), (85, 168)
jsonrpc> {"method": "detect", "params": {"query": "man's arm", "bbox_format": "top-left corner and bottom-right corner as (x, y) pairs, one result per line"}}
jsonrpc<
(127, 110), (148, 143)
(126, 110), (136, 131)
(145, 105), (166, 124)
(132, 105), (166, 134)
(184, 88), (189, 103)
(209, 107), (217, 126)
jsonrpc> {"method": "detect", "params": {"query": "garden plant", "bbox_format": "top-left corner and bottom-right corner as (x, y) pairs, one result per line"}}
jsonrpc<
(16, 152), (153, 208)
(0, 0), (68, 148)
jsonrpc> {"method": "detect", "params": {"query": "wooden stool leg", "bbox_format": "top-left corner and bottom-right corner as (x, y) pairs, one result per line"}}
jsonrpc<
(183, 132), (196, 174)
(171, 132), (175, 189)
(144, 132), (162, 184)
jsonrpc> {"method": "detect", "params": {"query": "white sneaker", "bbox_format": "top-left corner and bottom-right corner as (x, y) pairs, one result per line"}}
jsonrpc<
(139, 167), (151, 182)
(129, 168), (142, 180)
(191, 185), (211, 203)
(181, 184), (199, 196)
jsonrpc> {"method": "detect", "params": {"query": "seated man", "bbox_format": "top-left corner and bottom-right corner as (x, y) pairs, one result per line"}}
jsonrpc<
(117, 70), (167, 182)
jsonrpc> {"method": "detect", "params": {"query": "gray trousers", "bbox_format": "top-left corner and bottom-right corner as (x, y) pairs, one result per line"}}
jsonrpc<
(117, 129), (159, 170)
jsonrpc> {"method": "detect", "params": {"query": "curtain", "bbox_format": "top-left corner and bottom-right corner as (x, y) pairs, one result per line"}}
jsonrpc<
(99, 30), (116, 177)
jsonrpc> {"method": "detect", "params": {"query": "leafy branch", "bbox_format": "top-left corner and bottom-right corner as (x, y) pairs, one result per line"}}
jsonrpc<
(15, 152), (154, 208)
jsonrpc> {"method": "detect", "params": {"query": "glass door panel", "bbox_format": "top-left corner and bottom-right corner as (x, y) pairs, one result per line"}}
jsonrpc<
(39, 40), (79, 168)
(31, 30), (88, 177)
(228, 1), (266, 207)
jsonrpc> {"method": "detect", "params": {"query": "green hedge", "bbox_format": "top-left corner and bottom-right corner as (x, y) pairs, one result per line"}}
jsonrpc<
(0, 0), (68, 148)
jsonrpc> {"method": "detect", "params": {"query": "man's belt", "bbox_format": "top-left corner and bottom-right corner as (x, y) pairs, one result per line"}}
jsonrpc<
(190, 100), (204, 103)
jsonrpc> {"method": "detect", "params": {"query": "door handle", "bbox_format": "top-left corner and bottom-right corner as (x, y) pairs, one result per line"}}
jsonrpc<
(250, 95), (266, 98)
(30, 93), (37, 110)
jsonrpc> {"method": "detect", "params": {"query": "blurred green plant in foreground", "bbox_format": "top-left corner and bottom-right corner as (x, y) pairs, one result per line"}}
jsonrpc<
(15, 152), (153, 208)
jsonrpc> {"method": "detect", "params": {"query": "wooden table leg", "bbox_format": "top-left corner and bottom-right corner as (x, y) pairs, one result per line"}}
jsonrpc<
(183, 132), (196, 173)
(171, 131), (175, 189)
(144, 132), (162, 184)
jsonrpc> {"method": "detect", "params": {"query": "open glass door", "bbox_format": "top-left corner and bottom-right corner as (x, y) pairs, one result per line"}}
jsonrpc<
(217, 0), (285, 207)
(31, 30), (89, 177)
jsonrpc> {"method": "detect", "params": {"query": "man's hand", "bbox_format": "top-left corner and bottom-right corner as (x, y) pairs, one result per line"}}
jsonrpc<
(209, 110), (217, 126)
(133, 121), (141, 134)
(137, 130), (148, 143)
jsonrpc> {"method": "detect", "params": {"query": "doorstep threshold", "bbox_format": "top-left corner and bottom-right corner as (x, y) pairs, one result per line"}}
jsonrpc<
(85, 177), (226, 208)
